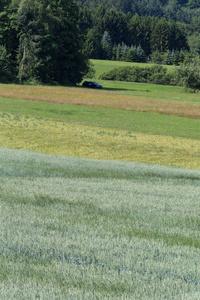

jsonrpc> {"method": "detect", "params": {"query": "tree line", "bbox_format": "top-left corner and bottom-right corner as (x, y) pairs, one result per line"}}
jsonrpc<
(75, 0), (200, 25)
(78, 5), (192, 63)
(0, 0), (200, 86)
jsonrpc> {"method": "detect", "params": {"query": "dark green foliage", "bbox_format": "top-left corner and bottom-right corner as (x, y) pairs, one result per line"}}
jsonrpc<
(83, 29), (102, 59)
(75, 0), (200, 24)
(126, 48), (138, 62)
(0, 45), (16, 82)
(0, 0), (89, 85)
(79, 6), (189, 61)
(104, 9), (129, 45)
(16, 0), (89, 85)
(99, 65), (176, 85)
(187, 33), (200, 54)
(163, 49), (173, 65)
(78, 6), (93, 34)
(84, 60), (96, 78)
(151, 48), (187, 65)
(150, 50), (165, 64)
(101, 30), (113, 59)
(125, 45), (146, 62)
(0, 0), (197, 85)
(136, 45), (146, 62)
(150, 18), (170, 52)
(0, 1), (19, 69)
(172, 50), (181, 65)
(176, 56), (200, 91)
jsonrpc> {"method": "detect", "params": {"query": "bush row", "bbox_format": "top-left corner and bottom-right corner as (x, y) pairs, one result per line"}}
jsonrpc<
(99, 65), (176, 85)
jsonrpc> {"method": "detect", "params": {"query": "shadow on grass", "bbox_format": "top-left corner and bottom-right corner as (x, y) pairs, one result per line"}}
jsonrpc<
(102, 87), (151, 93)
(77, 85), (151, 93)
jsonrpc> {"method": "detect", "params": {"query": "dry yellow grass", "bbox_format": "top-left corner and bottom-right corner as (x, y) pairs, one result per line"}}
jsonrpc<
(0, 84), (200, 118)
(1, 113), (200, 169)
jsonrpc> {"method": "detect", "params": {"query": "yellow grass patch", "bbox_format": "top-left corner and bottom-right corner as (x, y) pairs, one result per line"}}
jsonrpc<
(0, 84), (200, 118)
(1, 113), (200, 169)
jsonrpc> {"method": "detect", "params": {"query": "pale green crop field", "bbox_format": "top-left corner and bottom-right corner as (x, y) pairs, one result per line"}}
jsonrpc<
(1, 59), (200, 299)
(1, 147), (200, 299)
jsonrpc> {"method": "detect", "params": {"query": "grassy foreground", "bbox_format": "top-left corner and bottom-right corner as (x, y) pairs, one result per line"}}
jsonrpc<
(1, 147), (200, 299)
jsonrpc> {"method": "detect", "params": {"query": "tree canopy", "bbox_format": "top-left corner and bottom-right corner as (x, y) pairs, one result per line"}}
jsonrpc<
(0, 0), (89, 85)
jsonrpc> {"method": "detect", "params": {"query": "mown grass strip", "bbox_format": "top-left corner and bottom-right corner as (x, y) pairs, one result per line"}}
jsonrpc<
(1, 99), (200, 140)
(1, 113), (200, 169)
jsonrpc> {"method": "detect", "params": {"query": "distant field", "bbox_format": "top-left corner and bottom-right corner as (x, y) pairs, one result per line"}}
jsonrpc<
(1, 147), (200, 299)
(91, 59), (176, 79)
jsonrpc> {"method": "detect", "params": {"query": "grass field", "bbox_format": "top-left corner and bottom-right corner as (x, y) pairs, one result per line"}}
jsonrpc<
(91, 59), (176, 79)
(0, 59), (200, 298)
(1, 147), (200, 299)
(0, 111), (200, 169)
(0, 78), (200, 169)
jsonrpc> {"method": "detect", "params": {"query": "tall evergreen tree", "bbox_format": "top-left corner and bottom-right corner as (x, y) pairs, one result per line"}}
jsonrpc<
(150, 18), (170, 52)
(104, 9), (128, 45)
(136, 45), (146, 62)
(83, 28), (102, 58)
(101, 30), (112, 59)
(16, 0), (89, 85)
(0, 0), (19, 69)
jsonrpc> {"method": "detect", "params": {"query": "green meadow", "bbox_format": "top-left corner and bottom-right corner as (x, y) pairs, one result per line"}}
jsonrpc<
(91, 59), (176, 79)
(1, 59), (200, 298)
(1, 97), (200, 140)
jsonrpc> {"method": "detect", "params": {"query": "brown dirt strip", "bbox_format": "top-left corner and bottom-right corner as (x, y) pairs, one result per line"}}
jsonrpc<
(1, 85), (200, 118)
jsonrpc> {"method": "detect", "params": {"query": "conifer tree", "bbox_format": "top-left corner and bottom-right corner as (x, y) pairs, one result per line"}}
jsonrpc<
(101, 30), (112, 59)
(136, 45), (146, 62)
(16, 0), (89, 85)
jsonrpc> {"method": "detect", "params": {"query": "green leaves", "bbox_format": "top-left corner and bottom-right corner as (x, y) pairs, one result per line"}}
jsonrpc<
(176, 56), (200, 92)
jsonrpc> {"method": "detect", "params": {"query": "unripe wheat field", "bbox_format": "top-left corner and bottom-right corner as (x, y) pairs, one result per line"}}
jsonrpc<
(0, 60), (200, 298)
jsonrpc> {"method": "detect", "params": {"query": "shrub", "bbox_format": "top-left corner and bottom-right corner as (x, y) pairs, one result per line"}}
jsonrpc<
(176, 56), (200, 92)
(99, 65), (176, 85)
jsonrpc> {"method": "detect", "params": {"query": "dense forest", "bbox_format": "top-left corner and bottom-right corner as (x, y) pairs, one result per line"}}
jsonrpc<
(0, 0), (89, 85)
(77, 2), (200, 64)
(0, 0), (200, 85)
(75, 0), (200, 24)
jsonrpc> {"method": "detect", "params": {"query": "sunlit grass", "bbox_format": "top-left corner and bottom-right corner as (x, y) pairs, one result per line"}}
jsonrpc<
(91, 59), (176, 79)
(1, 113), (200, 169)
(1, 98), (200, 140)
(1, 79), (200, 109)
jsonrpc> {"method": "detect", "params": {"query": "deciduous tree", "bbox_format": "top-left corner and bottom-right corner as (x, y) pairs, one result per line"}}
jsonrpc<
(176, 56), (200, 92)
